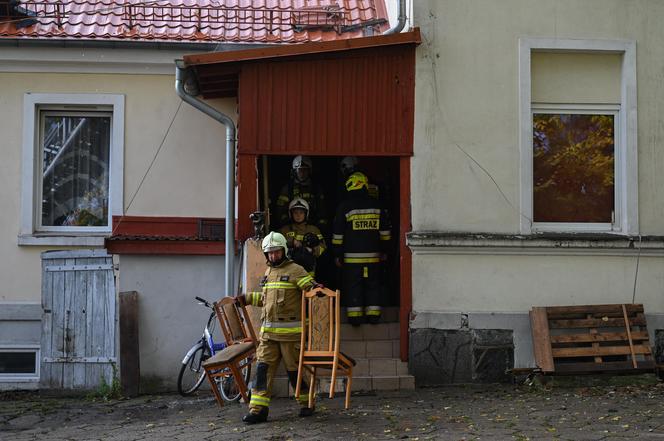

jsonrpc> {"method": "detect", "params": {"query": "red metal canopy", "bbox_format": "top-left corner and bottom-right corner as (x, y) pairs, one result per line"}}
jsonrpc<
(184, 29), (420, 156)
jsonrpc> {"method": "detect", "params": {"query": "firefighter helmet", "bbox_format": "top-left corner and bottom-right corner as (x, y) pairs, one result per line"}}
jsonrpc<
(292, 155), (312, 170)
(262, 231), (288, 254)
(339, 156), (359, 177)
(288, 198), (309, 221)
(345, 172), (368, 191)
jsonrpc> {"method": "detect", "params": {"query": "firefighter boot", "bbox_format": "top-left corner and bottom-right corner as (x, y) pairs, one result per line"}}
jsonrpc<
(242, 406), (269, 424)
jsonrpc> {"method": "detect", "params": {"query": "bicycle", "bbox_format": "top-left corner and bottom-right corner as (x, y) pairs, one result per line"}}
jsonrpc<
(177, 296), (252, 402)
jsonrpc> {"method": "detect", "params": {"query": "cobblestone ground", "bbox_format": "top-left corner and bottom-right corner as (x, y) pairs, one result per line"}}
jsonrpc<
(1, 378), (663, 440)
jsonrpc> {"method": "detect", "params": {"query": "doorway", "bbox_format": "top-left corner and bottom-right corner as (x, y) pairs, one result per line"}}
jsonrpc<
(257, 155), (401, 308)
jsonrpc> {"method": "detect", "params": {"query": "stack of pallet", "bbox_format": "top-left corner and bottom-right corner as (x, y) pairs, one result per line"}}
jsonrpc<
(529, 304), (658, 375)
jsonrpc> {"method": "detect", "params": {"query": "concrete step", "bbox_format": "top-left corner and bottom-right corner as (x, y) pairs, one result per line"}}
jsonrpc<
(275, 356), (408, 377)
(341, 338), (400, 359)
(270, 374), (415, 398)
(340, 321), (400, 341)
(339, 306), (399, 323)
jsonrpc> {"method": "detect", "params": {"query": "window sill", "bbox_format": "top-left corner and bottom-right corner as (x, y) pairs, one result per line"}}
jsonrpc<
(407, 232), (664, 256)
(18, 234), (106, 247)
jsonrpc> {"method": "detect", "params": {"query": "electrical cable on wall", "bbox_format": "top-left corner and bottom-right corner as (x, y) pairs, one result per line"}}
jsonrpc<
(111, 99), (182, 236)
(632, 234), (642, 304)
(454, 143), (533, 227)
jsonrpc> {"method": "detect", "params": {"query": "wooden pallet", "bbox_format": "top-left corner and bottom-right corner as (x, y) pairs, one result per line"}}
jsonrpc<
(529, 304), (658, 375)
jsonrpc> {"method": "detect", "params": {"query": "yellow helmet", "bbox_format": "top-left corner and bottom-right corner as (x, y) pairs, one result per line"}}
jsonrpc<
(345, 172), (368, 192)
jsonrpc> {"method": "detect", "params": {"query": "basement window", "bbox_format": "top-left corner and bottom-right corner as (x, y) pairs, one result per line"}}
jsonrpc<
(0, 347), (39, 381)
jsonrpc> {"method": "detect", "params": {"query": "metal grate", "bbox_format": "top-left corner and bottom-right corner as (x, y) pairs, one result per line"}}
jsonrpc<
(15, 1), (350, 33)
(198, 218), (225, 241)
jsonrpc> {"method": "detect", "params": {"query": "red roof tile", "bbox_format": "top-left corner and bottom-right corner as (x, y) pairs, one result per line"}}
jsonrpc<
(0, 0), (388, 43)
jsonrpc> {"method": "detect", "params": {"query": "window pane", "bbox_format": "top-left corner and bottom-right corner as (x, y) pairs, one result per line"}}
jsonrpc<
(41, 113), (111, 227)
(0, 352), (37, 374)
(533, 113), (614, 223)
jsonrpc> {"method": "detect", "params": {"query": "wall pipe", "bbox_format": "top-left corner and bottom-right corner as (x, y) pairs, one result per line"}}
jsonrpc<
(384, 0), (407, 35)
(175, 62), (237, 297)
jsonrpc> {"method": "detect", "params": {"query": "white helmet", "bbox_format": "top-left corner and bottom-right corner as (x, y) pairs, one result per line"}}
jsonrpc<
(262, 231), (288, 254)
(340, 156), (359, 177)
(288, 198), (309, 221)
(292, 155), (312, 170)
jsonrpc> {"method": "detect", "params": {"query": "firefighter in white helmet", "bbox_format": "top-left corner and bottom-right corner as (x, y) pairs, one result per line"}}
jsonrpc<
(276, 155), (328, 232)
(279, 198), (326, 275)
(236, 231), (319, 424)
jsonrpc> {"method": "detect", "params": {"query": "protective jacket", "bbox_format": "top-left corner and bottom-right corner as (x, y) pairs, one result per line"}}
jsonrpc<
(276, 181), (328, 230)
(279, 223), (326, 256)
(246, 259), (315, 342)
(332, 189), (391, 263)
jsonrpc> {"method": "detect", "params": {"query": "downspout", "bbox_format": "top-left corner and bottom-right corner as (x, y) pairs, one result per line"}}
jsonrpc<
(384, 0), (407, 35)
(175, 61), (236, 298)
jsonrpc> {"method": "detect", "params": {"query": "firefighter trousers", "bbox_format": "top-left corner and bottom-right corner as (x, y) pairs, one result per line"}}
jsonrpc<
(248, 336), (310, 414)
(342, 262), (382, 322)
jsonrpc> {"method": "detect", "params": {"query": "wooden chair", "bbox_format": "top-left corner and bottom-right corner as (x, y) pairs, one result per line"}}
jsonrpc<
(295, 287), (356, 409)
(202, 296), (258, 407)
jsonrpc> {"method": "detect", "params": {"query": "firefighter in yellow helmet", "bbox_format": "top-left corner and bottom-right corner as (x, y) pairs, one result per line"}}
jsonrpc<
(279, 198), (326, 276)
(332, 172), (391, 326)
(236, 231), (318, 424)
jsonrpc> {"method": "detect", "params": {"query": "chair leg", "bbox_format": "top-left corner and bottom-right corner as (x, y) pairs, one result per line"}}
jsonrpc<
(308, 367), (317, 409)
(330, 363), (338, 399)
(295, 361), (303, 399)
(206, 368), (224, 408)
(228, 363), (250, 404)
(345, 368), (352, 410)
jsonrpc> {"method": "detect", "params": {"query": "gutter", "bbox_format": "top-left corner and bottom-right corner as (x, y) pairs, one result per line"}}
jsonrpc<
(384, 0), (407, 35)
(175, 61), (237, 298)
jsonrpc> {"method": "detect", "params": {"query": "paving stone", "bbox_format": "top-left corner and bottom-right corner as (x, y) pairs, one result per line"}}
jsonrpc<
(3, 381), (663, 440)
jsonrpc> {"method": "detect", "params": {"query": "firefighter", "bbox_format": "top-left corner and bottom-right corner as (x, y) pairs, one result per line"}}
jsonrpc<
(332, 172), (391, 326)
(338, 156), (381, 201)
(279, 198), (326, 276)
(275, 155), (328, 232)
(236, 231), (318, 424)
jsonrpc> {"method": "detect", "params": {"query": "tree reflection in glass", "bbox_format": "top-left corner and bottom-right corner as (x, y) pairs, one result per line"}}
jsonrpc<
(533, 113), (614, 223)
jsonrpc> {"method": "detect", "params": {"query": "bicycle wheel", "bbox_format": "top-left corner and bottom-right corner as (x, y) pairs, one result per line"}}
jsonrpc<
(218, 358), (252, 402)
(177, 343), (210, 396)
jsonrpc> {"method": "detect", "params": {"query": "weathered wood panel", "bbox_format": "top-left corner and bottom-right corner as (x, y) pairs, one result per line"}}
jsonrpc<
(119, 291), (140, 397)
(41, 251), (117, 390)
(529, 307), (554, 372)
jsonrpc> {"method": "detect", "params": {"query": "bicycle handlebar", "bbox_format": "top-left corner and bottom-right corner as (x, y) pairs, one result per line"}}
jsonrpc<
(195, 296), (211, 307)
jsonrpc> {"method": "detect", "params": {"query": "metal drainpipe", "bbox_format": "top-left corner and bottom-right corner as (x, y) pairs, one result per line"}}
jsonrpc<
(175, 62), (236, 297)
(384, 0), (407, 35)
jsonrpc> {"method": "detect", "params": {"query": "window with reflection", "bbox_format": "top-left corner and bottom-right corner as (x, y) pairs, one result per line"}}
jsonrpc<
(533, 112), (615, 224)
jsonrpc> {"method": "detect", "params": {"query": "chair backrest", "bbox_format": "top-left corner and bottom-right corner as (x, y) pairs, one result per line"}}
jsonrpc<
(301, 287), (341, 355)
(214, 297), (258, 347)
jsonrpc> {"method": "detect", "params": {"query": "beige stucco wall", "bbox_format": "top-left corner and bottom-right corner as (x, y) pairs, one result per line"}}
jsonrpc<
(531, 52), (622, 104)
(412, 253), (661, 313)
(0, 71), (235, 303)
(411, 0), (664, 314)
(413, 0), (664, 234)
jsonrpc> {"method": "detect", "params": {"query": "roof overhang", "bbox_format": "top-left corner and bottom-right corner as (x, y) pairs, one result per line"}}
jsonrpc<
(181, 28), (421, 98)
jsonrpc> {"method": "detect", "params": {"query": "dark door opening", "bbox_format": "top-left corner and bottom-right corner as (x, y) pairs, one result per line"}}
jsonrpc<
(257, 155), (401, 308)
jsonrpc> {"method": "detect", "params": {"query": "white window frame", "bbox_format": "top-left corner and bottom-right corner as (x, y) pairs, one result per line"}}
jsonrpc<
(20, 94), (124, 246)
(531, 103), (620, 232)
(518, 38), (638, 235)
(0, 345), (40, 382)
